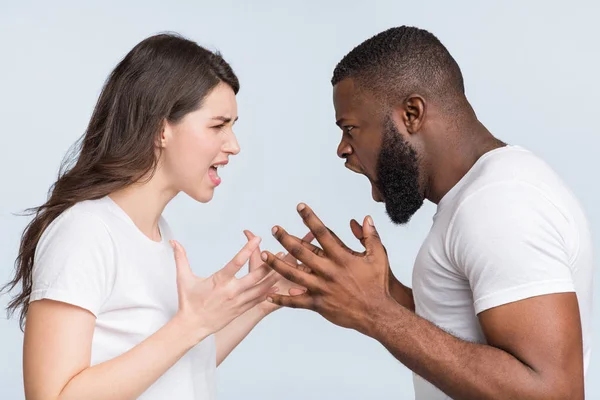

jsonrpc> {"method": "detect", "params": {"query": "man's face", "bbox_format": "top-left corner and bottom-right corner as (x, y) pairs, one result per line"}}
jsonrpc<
(333, 78), (424, 224)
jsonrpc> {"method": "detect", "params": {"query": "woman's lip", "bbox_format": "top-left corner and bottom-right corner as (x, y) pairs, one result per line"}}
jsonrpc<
(208, 167), (222, 186)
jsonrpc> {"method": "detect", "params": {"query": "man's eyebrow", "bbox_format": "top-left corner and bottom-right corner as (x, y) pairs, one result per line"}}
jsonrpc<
(335, 118), (346, 128)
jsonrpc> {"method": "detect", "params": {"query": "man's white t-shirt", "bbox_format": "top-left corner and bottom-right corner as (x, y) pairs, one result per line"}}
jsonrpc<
(412, 145), (593, 399)
(30, 196), (216, 400)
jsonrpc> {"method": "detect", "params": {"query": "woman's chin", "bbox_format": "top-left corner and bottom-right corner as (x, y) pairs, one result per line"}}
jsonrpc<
(185, 187), (214, 203)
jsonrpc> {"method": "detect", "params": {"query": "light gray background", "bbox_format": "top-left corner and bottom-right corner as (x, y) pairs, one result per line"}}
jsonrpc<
(1, 1), (598, 399)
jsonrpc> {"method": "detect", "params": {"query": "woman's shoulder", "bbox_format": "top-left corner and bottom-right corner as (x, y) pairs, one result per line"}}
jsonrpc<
(38, 198), (115, 255)
(31, 199), (119, 315)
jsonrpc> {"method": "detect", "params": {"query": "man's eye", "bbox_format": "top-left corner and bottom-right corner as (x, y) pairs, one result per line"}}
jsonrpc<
(344, 126), (356, 136)
(212, 124), (226, 131)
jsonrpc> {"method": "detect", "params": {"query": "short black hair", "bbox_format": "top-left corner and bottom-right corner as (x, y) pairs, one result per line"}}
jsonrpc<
(332, 26), (464, 106)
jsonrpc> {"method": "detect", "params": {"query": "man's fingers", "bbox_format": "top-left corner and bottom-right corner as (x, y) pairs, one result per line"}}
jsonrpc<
(262, 251), (320, 290)
(295, 203), (345, 259)
(298, 240), (326, 258)
(267, 293), (315, 310)
(362, 216), (386, 258)
(328, 227), (364, 257)
(220, 236), (262, 277)
(271, 226), (323, 271)
(283, 231), (319, 264)
(301, 231), (315, 243)
(297, 263), (312, 274)
(350, 219), (364, 243)
(288, 287), (307, 296)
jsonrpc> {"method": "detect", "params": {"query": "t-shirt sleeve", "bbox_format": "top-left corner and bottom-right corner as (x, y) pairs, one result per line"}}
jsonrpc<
(30, 209), (116, 316)
(446, 182), (576, 315)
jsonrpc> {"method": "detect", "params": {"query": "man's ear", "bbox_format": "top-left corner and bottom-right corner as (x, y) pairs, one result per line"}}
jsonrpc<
(396, 94), (426, 135)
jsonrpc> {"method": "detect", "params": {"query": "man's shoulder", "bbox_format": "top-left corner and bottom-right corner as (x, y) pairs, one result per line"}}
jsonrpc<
(451, 146), (574, 215)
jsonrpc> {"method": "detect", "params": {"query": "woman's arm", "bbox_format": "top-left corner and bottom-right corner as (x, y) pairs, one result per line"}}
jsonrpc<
(215, 305), (267, 366)
(24, 300), (207, 400)
(24, 238), (278, 400)
(215, 230), (316, 366)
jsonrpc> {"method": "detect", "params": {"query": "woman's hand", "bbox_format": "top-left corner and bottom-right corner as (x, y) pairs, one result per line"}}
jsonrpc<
(171, 237), (279, 340)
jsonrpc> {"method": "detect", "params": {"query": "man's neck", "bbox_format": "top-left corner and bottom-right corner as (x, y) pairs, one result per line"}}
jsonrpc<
(426, 120), (505, 204)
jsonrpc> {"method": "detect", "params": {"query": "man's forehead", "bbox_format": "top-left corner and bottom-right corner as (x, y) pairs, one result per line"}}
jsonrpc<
(333, 78), (365, 119)
(333, 78), (381, 119)
(333, 78), (357, 103)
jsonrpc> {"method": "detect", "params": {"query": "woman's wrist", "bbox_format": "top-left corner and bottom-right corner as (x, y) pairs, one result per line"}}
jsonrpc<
(170, 312), (212, 348)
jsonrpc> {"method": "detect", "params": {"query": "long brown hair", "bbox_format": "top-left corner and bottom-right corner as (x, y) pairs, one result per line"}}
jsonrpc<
(2, 33), (240, 330)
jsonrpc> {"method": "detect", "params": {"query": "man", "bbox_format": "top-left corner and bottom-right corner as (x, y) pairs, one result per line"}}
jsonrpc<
(260, 26), (593, 399)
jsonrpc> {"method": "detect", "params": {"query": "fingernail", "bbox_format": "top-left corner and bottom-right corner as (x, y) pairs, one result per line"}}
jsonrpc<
(269, 287), (279, 293)
(169, 240), (176, 249)
(277, 252), (285, 258)
(266, 297), (274, 303)
(367, 216), (374, 226)
(271, 226), (278, 235)
(261, 252), (268, 261)
(297, 203), (306, 212)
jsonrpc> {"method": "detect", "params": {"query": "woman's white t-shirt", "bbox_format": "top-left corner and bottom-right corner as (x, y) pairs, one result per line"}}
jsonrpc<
(30, 196), (216, 400)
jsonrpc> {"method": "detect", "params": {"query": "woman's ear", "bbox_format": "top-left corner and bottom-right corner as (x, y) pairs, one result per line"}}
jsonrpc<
(155, 119), (169, 148)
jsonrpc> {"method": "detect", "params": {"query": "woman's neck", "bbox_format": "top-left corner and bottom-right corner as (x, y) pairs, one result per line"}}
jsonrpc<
(109, 174), (177, 242)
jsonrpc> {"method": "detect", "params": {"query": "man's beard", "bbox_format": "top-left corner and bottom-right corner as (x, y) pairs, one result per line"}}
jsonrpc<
(375, 117), (424, 224)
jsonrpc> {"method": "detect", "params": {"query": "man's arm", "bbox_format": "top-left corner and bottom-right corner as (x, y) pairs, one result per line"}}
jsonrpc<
(368, 292), (583, 400)
(263, 203), (585, 400)
(388, 274), (414, 312)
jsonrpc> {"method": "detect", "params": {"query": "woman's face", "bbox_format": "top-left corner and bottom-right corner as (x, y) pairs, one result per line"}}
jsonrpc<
(161, 82), (240, 203)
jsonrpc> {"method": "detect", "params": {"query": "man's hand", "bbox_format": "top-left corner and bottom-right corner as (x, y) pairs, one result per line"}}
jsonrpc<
(344, 218), (414, 311)
(244, 229), (314, 315)
(260, 203), (395, 334)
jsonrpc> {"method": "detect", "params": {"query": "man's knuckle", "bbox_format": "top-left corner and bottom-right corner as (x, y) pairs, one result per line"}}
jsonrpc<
(289, 246), (303, 258)
(312, 297), (323, 312)
(313, 226), (328, 237)
(285, 272), (297, 283)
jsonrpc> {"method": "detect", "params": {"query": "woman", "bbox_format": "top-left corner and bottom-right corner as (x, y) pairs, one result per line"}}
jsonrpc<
(2, 33), (304, 400)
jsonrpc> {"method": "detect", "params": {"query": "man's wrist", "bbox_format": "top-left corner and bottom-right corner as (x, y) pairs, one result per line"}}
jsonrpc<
(389, 277), (404, 302)
(357, 294), (405, 338)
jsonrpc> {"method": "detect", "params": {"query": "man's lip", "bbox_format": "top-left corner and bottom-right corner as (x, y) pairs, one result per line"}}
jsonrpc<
(344, 163), (363, 174)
